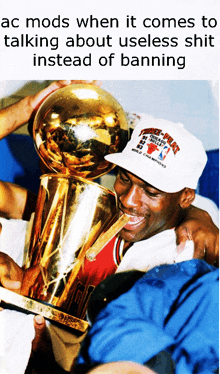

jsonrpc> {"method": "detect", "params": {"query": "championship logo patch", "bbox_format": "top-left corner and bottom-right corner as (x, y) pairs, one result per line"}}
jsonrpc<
(131, 128), (180, 168)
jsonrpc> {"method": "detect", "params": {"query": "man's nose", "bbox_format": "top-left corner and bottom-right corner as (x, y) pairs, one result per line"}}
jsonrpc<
(119, 185), (139, 209)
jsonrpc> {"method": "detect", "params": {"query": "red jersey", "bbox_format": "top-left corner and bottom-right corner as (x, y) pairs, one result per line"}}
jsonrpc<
(65, 236), (124, 319)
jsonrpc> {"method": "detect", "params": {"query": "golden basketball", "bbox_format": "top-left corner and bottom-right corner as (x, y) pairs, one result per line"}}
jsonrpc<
(33, 84), (128, 179)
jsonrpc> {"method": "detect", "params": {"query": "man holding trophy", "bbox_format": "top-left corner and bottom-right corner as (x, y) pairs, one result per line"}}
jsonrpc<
(0, 80), (218, 373)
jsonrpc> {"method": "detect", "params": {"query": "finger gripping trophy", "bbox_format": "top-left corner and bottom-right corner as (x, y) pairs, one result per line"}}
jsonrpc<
(0, 84), (129, 333)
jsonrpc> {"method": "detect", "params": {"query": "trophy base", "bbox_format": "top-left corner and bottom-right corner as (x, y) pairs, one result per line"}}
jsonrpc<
(0, 286), (89, 332)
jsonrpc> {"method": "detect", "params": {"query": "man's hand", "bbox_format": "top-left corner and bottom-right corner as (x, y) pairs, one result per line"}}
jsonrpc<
(0, 252), (41, 296)
(0, 252), (24, 292)
(26, 315), (67, 374)
(0, 253), (61, 372)
(0, 80), (101, 140)
(32, 315), (50, 353)
(29, 80), (102, 112)
(176, 206), (219, 266)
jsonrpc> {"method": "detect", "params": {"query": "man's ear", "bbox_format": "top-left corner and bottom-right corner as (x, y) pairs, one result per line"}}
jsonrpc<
(179, 188), (195, 209)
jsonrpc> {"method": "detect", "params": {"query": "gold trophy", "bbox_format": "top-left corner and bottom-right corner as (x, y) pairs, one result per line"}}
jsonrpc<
(0, 84), (129, 332)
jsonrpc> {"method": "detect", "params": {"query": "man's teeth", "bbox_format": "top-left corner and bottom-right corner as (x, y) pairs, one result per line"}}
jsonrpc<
(126, 214), (145, 225)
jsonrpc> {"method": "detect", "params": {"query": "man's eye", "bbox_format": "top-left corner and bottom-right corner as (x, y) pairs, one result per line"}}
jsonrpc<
(119, 173), (130, 183)
(145, 189), (159, 197)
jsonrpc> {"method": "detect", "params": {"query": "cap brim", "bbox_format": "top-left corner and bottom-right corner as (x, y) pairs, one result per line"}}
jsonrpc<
(105, 152), (190, 193)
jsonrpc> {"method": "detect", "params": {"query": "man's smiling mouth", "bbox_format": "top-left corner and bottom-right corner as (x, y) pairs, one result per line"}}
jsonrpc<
(119, 211), (146, 230)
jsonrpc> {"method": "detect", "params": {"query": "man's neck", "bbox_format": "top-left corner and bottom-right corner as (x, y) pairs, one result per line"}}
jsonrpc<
(122, 241), (133, 256)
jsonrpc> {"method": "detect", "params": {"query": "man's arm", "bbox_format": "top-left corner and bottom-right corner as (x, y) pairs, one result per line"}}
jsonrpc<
(0, 80), (101, 219)
(0, 181), (37, 220)
(0, 81), (70, 139)
(0, 80), (101, 140)
(176, 205), (219, 266)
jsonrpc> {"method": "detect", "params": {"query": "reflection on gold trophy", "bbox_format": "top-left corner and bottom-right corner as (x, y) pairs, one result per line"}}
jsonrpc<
(33, 84), (128, 178)
(0, 84), (129, 332)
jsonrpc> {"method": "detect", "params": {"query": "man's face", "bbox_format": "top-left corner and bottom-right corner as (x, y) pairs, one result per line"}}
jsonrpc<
(114, 168), (183, 243)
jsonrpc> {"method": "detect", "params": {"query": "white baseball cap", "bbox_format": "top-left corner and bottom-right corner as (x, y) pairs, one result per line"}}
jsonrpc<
(105, 117), (207, 193)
